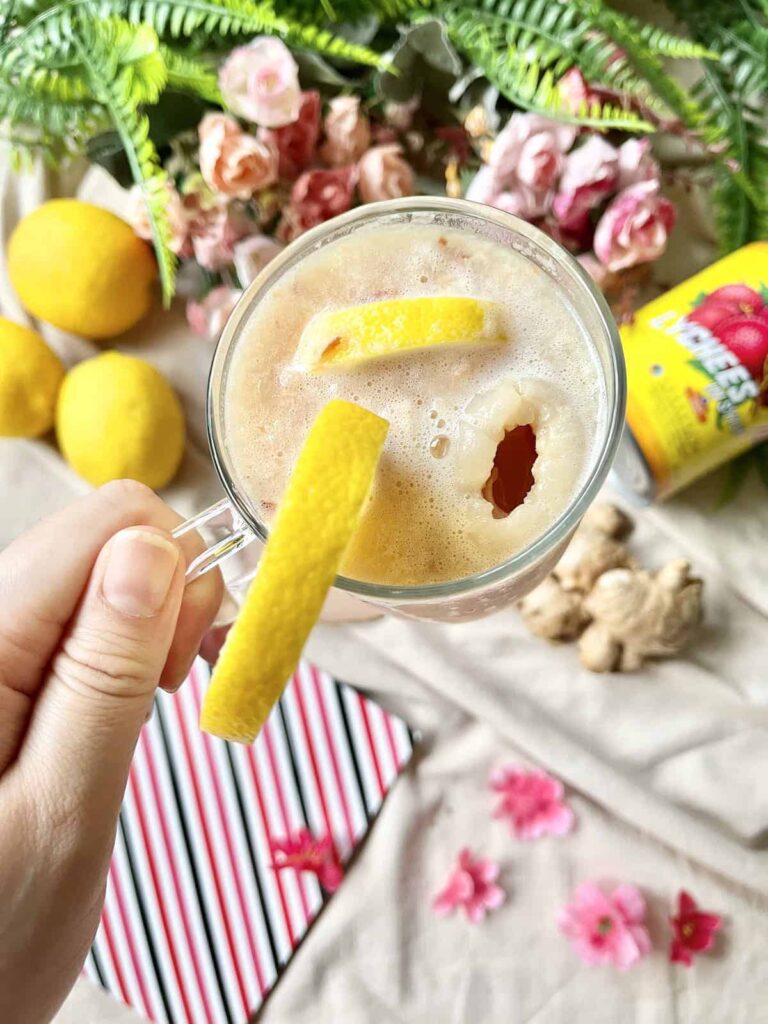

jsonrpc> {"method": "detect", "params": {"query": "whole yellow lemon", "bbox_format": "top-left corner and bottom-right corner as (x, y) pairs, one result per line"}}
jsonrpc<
(8, 199), (157, 339)
(0, 317), (65, 437)
(57, 352), (185, 489)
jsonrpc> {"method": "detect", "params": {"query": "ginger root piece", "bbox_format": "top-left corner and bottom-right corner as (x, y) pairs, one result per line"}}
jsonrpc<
(578, 559), (704, 672)
(554, 502), (634, 593)
(517, 575), (589, 640)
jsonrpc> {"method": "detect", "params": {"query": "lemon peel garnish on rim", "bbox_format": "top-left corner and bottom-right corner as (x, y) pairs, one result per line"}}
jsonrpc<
(201, 399), (389, 743)
(293, 296), (508, 372)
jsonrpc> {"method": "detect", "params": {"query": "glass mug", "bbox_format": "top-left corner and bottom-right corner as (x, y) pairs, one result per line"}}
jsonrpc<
(173, 197), (626, 623)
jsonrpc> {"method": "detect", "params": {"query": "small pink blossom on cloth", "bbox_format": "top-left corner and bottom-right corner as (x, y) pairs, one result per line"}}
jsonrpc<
(270, 829), (344, 892)
(669, 890), (722, 967)
(489, 765), (575, 840)
(433, 849), (506, 923)
(559, 883), (651, 970)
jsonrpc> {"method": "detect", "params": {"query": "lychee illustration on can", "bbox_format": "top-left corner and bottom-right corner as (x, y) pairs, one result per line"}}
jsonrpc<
(612, 243), (768, 500)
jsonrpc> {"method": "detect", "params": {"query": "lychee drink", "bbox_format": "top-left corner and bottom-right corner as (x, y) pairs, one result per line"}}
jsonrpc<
(224, 219), (607, 593)
(615, 242), (768, 501)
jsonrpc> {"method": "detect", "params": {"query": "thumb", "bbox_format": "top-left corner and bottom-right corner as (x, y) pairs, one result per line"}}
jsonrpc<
(21, 527), (185, 828)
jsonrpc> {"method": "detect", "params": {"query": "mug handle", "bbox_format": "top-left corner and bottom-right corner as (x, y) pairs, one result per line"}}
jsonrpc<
(172, 498), (256, 583)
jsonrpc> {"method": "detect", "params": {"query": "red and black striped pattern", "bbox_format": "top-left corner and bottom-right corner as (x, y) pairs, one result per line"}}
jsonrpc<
(84, 660), (414, 1023)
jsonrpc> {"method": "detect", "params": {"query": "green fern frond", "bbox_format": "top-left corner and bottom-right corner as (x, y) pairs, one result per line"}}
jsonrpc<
(162, 47), (221, 102)
(440, 2), (655, 131)
(571, 1), (721, 143)
(74, 17), (176, 304)
(3, 0), (387, 76)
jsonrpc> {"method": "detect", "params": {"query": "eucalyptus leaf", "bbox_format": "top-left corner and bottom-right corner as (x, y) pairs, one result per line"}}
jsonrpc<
(87, 131), (132, 187)
(377, 19), (463, 104)
(295, 50), (357, 89)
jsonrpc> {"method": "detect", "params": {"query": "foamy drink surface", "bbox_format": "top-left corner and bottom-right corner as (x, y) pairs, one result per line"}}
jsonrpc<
(226, 224), (606, 585)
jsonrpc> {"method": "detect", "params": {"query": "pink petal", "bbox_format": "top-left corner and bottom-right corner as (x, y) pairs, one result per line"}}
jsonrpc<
(484, 884), (506, 910)
(465, 901), (487, 924)
(547, 805), (576, 836)
(612, 884), (646, 925)
(433, 892), (458, 917)
(477, 859), (500, 884)
(669, 939), (693, 966)
(611, 927), (644, 971)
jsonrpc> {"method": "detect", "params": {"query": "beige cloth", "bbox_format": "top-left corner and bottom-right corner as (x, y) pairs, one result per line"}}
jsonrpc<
(2, 159), (766, 1023)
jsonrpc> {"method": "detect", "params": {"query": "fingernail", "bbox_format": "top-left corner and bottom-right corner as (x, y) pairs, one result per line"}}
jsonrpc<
(102, 529), (180, 617)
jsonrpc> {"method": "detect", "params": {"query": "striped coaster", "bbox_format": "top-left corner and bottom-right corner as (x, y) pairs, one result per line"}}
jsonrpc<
(83, 660), (414, 1023)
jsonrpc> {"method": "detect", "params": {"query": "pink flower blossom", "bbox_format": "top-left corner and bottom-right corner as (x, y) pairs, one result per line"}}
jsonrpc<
(260, 90), (321, 180)
(466, 113), (576, 220)
(270, 829), (343, 891)
(559, 883), (651, 970)
(278, 165), (357, 240)
(127, 181), (191, 256)
(594, 180), (676, 272)
(218, 36), (301, 128)
(557, 68), (598, 115)
(433, 849), (506, 924)
(357, 144), (414, 203)
(320, 95), (371, 167)
(617, 138), (660, 189)
(233, 233), (283, 286)
(489, 765), (575, 840)
(553, 136), (619, 227)
(198, 113), (277, 199)
(577, 252), (610, 289)
(186, 284), (242, 339)
(190, 202), (251, 271)
(383, 98), (419, 132)
(669, 890), (722, 967)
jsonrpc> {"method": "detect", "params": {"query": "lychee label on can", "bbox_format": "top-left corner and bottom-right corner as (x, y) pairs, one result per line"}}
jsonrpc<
(622, 242), (768, 497)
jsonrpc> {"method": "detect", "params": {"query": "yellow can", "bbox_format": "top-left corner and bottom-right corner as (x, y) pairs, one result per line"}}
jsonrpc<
(614, 242), (768, 500)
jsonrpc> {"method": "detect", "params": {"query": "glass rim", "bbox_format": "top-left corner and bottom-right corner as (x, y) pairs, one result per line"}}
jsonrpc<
(207, 196), (626, 602)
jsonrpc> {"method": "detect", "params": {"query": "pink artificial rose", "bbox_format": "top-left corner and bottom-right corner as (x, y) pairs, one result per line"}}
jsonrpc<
(270, 829), (343, 891)
(260, 90), (321, 180)
(489, 765), (575, 840)
(466, 112), (576, 220)
(357, 144), (415, 203)
(190, 203), (251, 271)
(433, 849), (506, 924)
(198, 113), (277, 199)
(617, 138), (660, 189)
(218, 36), (301, 128)
(186, 285), (242, 339)
(232, 233), (283, 286)
(553, 135), (619, 227)
(557, 68), (596, 115)
(577, 252), (610, 289)
(127, 180), (191, 256)
(320, 95), (371, 167)
(383, 98), (419, 132)
(559, 883), (651, 970)
(594, 181), (676, 272)
(279, 165), (357, 240)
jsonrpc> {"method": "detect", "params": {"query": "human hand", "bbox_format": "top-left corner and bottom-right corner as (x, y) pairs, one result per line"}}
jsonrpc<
(0, 481), (222, 1024)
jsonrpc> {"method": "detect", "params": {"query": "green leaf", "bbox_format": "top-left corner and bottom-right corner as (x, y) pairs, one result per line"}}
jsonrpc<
(692, 291), (709, 307)
(75, 17), (177, 305)
(378, 18), (462, 103)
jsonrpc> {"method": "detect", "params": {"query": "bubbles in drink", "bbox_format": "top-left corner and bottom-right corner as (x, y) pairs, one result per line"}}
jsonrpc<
(430, 434), (450, 459)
